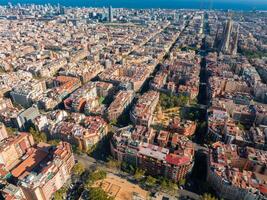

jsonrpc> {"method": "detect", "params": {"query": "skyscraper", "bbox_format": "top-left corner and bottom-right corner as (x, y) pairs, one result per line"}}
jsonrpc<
(57, 3), (65, 15)
(109, 6), (113, 22)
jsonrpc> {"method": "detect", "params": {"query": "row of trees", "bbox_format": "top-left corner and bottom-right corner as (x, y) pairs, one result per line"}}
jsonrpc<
(132, 166), (184, 194)
(104, 158), (186, 194)
(138, 174), (181, 194)
(87, 187), (114, 200)
(201, 193), (219, 200)
(103, 158), (185, 195)
(53, 186), (68, 200)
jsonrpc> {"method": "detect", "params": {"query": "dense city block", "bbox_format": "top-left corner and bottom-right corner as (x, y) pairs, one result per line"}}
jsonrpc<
(0, 3), (266, 200)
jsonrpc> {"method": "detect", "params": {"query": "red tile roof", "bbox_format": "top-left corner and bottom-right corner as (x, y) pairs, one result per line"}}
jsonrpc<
(165, 154), (190, 166)
(11, 148), (48, 178)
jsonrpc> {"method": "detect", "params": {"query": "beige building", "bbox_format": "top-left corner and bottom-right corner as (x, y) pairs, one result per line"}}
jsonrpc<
(107, 90), (134, 121)
(0, 133), (34, 170)
(0, 123), (8, 142)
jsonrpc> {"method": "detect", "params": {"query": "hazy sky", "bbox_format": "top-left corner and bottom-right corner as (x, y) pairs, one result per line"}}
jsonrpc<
(0, 0), (266, 10)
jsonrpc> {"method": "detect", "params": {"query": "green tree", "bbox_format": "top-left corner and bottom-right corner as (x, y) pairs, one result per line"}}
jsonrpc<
(72, 162), (85, 176)
(88, 187), (114, 200)
(98, 96), (105, 104)
(201, 193), (218, 200)
(106, 158), (121, 170)
(189, 112), (195, 120)
(121, 162), (135, 174)
(6, 127), (17, 136)
(87, 144), (97, 155)
(160, 93), (189, 109)
(121, 162), (128, 171)
(128, 164), (135, 174)
(178, 178), (186, 187)
(134, 168), (146, 181)
(29, 127), (47, 143)
(54, 191), (64, 200)
(190, 98), (198, 105)
(109, 119), (117, 126)
(159, 178), (168, 191)
(159, 178), (178, 194)
(237, 122), (245, 131)
(145, 176), (157, 187)
(53, 187), (67, 200)
(86, 170), (107, 187)
(167, 181), (178, 194)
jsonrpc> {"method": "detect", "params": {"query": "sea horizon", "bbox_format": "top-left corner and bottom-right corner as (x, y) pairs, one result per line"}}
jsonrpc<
(0, 0), (267, 11)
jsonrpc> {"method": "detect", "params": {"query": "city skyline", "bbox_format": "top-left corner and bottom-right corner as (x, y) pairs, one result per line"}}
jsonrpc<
(1, 0), (267, 10)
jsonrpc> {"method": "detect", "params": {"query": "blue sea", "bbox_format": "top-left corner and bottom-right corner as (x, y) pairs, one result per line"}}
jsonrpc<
(0, 0), (266, 11)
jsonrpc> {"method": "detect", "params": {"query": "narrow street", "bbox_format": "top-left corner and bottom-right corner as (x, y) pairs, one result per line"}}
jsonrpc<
(186, 12), (214, 197)
(194, 12), (210, 145)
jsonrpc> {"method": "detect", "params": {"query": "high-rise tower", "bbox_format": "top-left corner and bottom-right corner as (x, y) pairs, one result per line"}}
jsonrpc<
(57, 4), (65, 15)
(108, 6), (113, 22)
